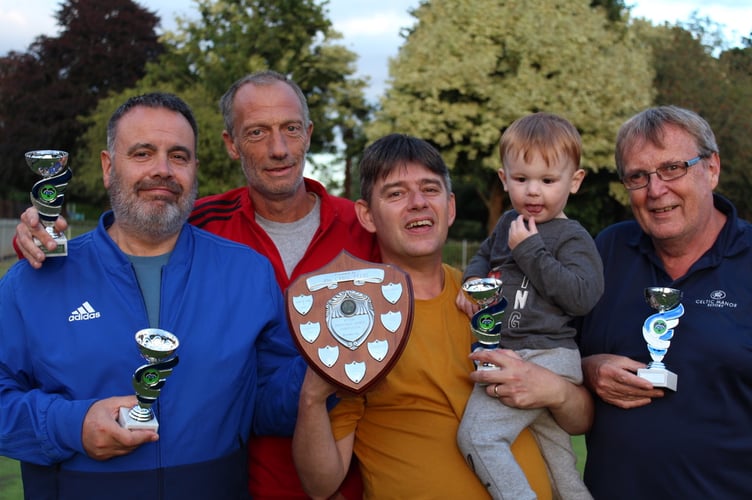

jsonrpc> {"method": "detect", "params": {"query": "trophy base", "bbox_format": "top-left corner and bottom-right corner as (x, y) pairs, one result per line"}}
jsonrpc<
(472, 345), (500, 380)
(637, 367), (677, 391)
(34, 235), (68, 257)
(118, 407), (159, 432)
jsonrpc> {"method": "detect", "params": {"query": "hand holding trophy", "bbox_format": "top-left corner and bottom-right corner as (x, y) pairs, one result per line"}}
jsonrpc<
(25, 150), (73, 257)
(637, 287), (684, 391)
(461, 277), (508, 370)
(118, 329), (180, 432)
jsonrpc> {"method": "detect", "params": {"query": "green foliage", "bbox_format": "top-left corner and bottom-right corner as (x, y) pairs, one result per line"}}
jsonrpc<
(589, 0), (627, 22)
(72, 82), (244, 206)
(85, 0), (374, 200)
(156, 0), (372, 154)
(640, 17), (752, 220)
(0, 0), (163, 197)
(566, 169), (632, 236)
(369, 0), (654, 234)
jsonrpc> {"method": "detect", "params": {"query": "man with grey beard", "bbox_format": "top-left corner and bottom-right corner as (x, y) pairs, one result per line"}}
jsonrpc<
(0, 92), (304, 499)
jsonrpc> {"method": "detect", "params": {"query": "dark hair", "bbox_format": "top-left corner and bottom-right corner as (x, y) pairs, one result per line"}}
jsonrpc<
(219, 70), (310, 137)
(359, 133), (452, 203)
(107, 92), (198, 153)
(615, 105), (718, 177)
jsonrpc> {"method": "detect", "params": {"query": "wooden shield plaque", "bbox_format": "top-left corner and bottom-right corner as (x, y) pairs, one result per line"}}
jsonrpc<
(286, 250), (414, 394)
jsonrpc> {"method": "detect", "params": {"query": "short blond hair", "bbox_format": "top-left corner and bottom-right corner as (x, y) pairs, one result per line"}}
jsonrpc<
(499, 112), (581, 170)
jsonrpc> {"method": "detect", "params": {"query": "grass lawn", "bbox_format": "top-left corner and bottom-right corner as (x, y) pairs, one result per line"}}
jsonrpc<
(572, 434), (587, 476)
(0, 257), (13, 278)
(0, 457), (22, 500)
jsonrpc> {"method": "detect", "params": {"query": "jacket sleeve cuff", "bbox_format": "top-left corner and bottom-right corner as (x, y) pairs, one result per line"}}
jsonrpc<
(47, 398), (97, 458)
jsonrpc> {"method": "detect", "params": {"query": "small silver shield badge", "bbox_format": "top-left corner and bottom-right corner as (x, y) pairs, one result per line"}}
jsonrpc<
(293, 294), (314, 315)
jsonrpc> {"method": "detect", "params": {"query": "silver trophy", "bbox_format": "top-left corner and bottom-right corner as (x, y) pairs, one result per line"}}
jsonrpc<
(462, 277), (508, 370)
(118, 329), (180, 432)
(637, 287), (684, 391)
(25, 150), (73, 257)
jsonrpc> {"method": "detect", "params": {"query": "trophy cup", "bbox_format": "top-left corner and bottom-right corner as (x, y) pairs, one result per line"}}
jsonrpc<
(637, 287), (684, 391)
(25, 150), (73, 257)
(118, 329), (180, 432)
(461, 277), (508, 370)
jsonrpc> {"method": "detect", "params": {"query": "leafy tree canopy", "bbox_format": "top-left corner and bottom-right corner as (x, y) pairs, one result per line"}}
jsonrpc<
(72, 0), (372, 204)
(0, 0), (163, 198)
(369, 0), (653, 234)
(642, 16), (752, 220)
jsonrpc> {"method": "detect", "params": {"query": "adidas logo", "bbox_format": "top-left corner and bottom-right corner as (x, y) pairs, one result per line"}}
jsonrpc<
(68, 301), (101, 322)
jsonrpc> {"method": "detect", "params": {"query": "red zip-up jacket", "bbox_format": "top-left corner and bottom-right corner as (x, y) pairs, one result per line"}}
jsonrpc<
(189, 177), (378, 499)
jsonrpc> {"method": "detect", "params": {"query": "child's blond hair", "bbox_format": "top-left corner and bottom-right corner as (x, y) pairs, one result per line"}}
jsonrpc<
(499, 112), (582, 170)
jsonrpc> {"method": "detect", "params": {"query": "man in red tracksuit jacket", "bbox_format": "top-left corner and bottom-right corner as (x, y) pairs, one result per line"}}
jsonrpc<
(189, 72), (377, 499)
(190, 179), (376, 498)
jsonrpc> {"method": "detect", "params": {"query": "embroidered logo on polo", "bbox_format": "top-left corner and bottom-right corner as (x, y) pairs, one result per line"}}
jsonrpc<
(694, 290), (738, 309)
(68, 301), (101, 322)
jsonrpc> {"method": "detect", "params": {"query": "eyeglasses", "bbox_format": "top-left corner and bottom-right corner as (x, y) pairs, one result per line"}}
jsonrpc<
(621, 154), (706, 190)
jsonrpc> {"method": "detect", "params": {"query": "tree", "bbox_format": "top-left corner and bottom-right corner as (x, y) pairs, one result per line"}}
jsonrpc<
(369, 0), (653, 235)
(0, 0), (163, 199)
(74, 81), (238, 207)
(643, 17), (752, 220)
(151, 0), (371, 197)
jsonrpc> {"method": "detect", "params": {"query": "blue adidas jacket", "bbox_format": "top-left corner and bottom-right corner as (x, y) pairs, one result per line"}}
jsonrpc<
(0, 211), (305, 499)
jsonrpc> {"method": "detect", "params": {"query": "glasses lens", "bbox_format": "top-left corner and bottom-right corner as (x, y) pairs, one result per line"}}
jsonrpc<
(623, 174), (646, 190)
(657, 164), (686, 181)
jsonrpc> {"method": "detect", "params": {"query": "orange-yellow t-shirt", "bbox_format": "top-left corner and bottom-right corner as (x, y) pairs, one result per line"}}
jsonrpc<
(330, 264), (552, 499)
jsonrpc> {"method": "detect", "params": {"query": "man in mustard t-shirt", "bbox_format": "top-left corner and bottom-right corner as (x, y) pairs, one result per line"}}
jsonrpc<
(292, 134), (593, 499)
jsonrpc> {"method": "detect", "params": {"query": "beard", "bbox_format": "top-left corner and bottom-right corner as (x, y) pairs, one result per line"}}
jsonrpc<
(108, 168), (197, 241)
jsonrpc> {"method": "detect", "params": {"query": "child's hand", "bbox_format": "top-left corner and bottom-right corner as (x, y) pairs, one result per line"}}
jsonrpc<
(456, 279), (482, 318)
(508, 214), (537, 249)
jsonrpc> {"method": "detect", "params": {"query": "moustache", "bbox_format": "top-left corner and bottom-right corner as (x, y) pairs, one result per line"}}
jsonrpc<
(135, 179), (183, 196)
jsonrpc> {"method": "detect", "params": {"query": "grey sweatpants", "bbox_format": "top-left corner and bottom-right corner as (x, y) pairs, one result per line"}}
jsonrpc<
(457, 347), (592, 500)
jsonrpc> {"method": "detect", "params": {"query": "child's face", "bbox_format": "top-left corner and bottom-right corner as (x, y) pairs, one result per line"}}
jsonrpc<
(499, 149), (585, 223)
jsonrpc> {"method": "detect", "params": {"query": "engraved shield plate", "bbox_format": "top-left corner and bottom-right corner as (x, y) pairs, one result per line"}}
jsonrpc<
(286, 250), (414, 394)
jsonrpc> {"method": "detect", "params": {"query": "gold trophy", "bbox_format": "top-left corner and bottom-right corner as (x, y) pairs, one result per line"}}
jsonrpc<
(25, 150), (72, 257)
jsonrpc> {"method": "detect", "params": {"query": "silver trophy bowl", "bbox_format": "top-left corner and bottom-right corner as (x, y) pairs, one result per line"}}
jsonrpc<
(25, 150), (72, 256)
(118, 329), (180, 431)
(25, 150), (68, 177)
(644, 287), (683, 312)
(639, 287), (683, 391)
(135, 328), (180, 363)
(462, 277), (503, 308)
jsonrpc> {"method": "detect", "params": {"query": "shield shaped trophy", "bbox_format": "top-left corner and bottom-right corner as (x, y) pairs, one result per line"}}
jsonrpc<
(286, 251), (414, 394)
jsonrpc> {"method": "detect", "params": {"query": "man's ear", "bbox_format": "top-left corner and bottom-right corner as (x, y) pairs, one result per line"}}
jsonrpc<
(222, 130), (241, 160)
(448, 192), (457, 227)
(101, 150), (112, 189)
(354, 199), (377, 234)
(707, 152), (721, 190)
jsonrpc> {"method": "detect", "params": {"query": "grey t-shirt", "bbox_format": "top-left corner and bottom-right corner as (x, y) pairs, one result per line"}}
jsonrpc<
(255, 194), (321, 277)
(128, 252), (171, 328)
